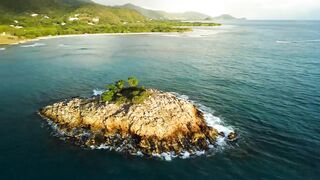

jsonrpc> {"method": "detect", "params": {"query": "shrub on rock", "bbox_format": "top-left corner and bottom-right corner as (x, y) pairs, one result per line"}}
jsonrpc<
(128, 76), (139, 87)
(101, 77), (148, 104)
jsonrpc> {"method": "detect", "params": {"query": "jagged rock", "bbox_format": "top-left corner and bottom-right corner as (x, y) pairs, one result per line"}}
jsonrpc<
(39, 89), (222, 156)
(228, 132), (237, 141)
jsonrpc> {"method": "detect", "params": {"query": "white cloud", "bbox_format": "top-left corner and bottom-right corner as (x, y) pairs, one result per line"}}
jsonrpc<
(94, 0), (320, 19)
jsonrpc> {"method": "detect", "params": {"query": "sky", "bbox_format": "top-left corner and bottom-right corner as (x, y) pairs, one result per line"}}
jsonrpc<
(93, 0), (320, 20)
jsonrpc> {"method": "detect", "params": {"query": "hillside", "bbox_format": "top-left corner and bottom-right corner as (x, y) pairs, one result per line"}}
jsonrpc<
(0, 0), (146, 23)
(0, 0), (152, 41)
(120, 3), (211, 20)
(0, 0), (90, 12)
(0, 0), (221, 44)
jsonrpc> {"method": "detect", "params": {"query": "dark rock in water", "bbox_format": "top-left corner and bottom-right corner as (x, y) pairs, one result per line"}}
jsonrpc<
(39, 89), (235, 157)
(228, 132), (237, 141)
(219, 132), (225, 137)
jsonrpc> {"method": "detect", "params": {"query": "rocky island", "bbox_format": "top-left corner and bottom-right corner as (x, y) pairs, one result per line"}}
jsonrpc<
(39, 77), (236, 158)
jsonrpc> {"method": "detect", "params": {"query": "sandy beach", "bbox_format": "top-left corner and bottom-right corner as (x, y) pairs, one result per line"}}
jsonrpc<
(0, 35), (24, 45)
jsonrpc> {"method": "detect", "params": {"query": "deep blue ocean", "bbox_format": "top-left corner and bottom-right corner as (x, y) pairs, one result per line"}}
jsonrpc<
(0, 21), (319, 179)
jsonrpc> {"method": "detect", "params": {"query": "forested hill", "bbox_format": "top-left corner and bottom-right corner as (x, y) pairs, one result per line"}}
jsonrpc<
(0, 0), (220, 43)
(0, 0), (92, 12)
(0, 0), (146, 23)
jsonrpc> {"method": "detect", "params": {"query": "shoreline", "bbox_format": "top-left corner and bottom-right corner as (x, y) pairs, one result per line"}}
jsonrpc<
(0, 25), (224, 46)
(0, 32), (182, 46)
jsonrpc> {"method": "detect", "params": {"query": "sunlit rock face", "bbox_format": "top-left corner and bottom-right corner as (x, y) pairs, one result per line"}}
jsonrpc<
(39, 89), (234, 156)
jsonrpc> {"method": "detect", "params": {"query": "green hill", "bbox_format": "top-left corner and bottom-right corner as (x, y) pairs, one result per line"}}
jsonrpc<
(120, 3), (211, 20)
(0, 0), (146, 24)
(0, 0), (152, 40)
(0, 0), (220, 44)
(0, 0), (87, 13)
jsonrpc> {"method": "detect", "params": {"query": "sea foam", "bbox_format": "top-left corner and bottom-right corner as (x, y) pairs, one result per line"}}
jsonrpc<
(58, 44), (70, 47)
(172, 92), (234, 137)
(276, 39), (320, 44)
(93, 89), (105, 96)
(21, 43), (45, 48)
(0, 48), (5, 51)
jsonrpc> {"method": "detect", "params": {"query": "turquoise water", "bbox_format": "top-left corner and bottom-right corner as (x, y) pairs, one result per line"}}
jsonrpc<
(0, 21), (319, 179)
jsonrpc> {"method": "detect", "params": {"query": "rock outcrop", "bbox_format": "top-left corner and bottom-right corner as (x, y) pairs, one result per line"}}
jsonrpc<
(39, 89), (235, 156)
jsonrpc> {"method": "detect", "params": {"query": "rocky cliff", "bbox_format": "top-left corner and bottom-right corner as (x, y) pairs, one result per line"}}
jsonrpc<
(39, 89), (236, 157)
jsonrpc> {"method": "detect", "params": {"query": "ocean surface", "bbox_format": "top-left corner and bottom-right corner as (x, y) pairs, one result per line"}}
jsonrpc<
(0, 21), (319, 179)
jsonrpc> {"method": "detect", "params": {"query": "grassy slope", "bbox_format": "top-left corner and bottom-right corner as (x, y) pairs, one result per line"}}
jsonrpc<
(0, 0), (147, 24)
(0, 0), (220, 43)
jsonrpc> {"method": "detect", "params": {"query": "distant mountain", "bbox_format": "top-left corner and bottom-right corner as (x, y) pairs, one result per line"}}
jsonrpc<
(119, 3), (211, 20)
(207, 14), (247, 21)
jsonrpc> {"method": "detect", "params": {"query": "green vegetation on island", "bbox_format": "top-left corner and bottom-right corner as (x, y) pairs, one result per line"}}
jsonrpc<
(0, 0), (221, 44)
(102, 77), (150, 105)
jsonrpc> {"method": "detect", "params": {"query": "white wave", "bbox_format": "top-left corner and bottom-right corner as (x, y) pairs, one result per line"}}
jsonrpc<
(276, 39), (320, 44)
(0, 48), (5, 51)
(152, 152), (177, 161)
(276, 40), (291, 44)
(216, 136), (227, 147)
(160, 152), (173, 161)
(161, 26), (232, 39)
(174, 92), (235, 137)
(21, 43), (45, 48)
(177, 94), (189, 100)
(195, 150), (206, 156)
(181, 151), (191, 159)
(306, 39), (320, 42)
(155, 150), (207, 161)
(161, 34), (180, 37)
(93, 89), (105, 96)
(186, 26), (234, 38)
(96, 144), (110, 150)
(44, 117), (68, 137)
(136, 151), (144, 156)
(204, 113), (234, 136)
(167, 92), (236, 160)
(58, 44), (69, 47)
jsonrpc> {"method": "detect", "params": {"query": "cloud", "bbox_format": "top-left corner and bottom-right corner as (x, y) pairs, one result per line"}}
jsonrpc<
(94, 0), (320, 19)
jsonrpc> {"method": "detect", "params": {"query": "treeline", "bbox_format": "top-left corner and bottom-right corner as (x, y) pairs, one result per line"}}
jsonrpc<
(0, 24), (191, 39)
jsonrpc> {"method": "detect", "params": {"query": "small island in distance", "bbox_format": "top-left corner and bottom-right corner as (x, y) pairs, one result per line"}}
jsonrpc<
(39, 77), (237, 159)
(205, 14), (247, 21)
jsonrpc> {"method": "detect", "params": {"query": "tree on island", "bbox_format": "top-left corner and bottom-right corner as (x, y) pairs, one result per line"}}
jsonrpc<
(116, 80), (125, 89)
(101, 77), (149, 104)
(128, 76), (139, 87)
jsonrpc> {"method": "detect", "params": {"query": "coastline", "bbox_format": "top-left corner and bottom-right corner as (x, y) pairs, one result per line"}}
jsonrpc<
(0, 32), (182, 46)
